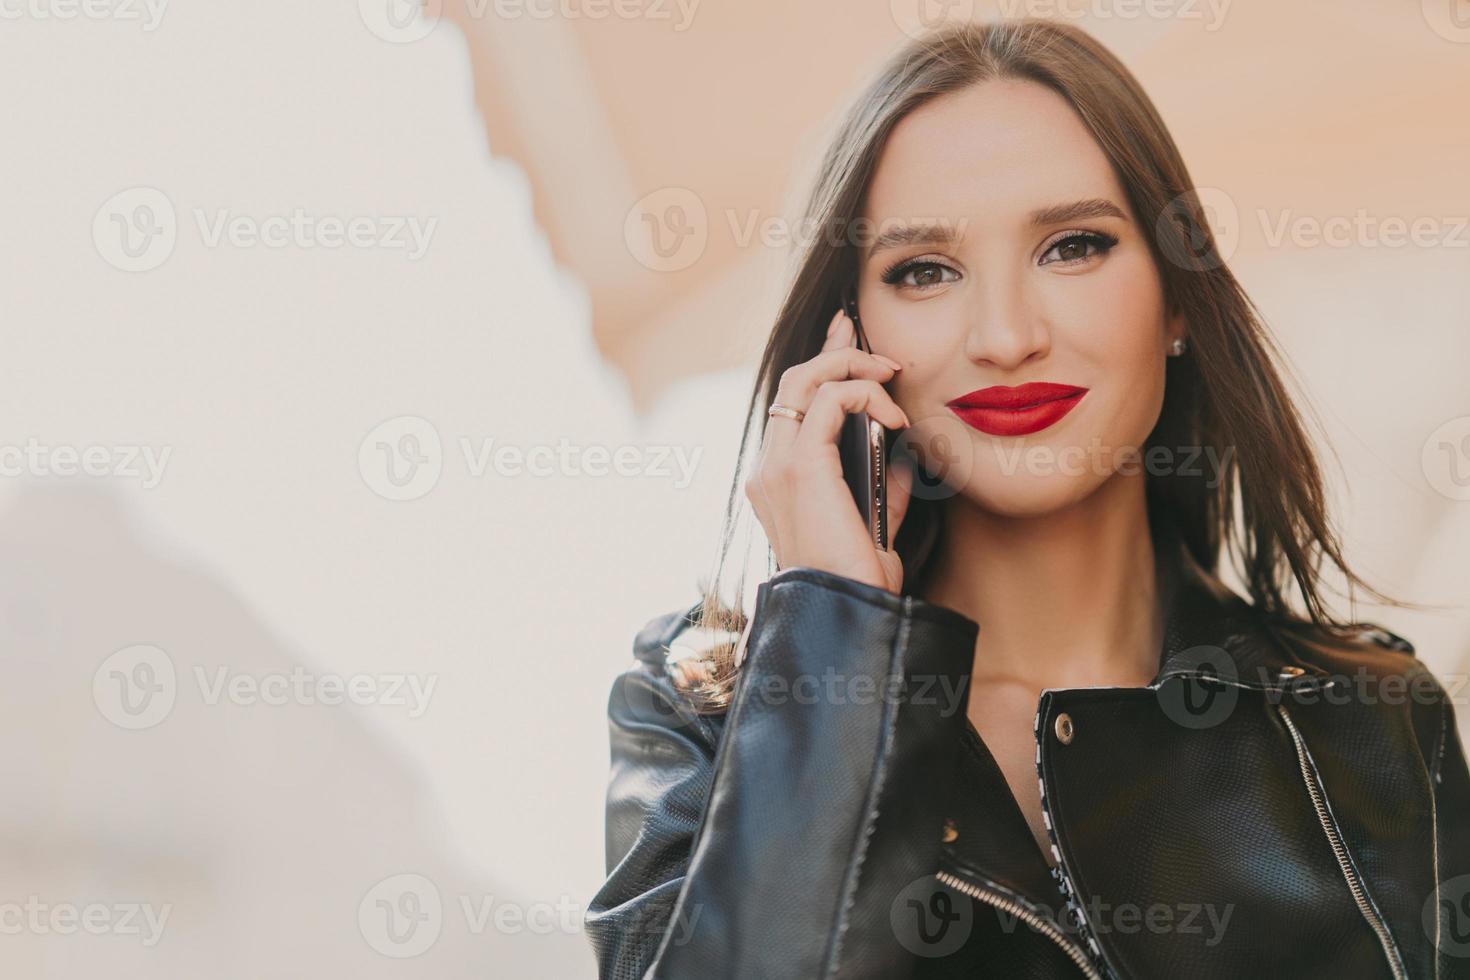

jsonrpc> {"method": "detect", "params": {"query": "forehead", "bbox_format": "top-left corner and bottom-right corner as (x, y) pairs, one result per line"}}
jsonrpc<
(863, 78), (1126, 226)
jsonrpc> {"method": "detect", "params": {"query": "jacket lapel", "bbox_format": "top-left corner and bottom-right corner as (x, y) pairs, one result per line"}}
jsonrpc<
(937, 519), (1332, 912)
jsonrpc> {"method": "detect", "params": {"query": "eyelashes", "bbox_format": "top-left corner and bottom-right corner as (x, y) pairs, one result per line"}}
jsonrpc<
(879, 230), (1120, 291)
(880, 257), (958, 289)
(1039, 230), (1119, 266)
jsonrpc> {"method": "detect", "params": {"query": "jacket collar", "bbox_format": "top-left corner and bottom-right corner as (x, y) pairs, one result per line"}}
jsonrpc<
(938, 519), (1329, 913)
(1147, 519), (1331, 693)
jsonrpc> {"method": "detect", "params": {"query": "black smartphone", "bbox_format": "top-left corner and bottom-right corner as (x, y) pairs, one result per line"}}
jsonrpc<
(837, 289), (888, 551)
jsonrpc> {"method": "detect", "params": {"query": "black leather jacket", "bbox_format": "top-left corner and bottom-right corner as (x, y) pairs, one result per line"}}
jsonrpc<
(585, 533), (1470, 979)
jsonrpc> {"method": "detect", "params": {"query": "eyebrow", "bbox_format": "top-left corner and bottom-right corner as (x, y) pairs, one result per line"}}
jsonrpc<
(1028, 197), (1129, 227)
(864, 197), (1129, 257)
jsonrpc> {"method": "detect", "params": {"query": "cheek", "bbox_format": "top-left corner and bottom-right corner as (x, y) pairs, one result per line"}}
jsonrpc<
(1098, 343), (1169, 450)
(872, 333), (952, 420)
(1068, 247), (1168, 354)
(1063, 253), (1170, 439)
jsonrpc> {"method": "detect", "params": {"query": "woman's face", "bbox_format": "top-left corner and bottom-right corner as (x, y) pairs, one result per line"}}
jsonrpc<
(857, 78), (1185, 517)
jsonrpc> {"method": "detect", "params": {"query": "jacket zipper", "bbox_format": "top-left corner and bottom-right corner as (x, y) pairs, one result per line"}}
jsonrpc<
(933, 868), (1102, 980)
(1275, 702), (1408, 980)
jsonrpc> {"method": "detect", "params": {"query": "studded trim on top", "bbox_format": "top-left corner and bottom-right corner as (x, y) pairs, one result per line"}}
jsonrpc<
(1032, 701), (1118, 980)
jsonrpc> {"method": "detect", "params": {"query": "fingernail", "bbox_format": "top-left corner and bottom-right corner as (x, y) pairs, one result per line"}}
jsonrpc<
(875, 354), (903, 371)
(826, 310), (844, 337)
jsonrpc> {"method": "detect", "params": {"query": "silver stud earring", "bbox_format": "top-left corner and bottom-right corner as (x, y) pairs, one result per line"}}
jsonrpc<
(1169, 337), (1188, 356)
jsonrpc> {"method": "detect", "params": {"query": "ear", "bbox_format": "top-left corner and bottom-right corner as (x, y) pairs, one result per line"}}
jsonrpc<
(1165, 304), (1188, 349)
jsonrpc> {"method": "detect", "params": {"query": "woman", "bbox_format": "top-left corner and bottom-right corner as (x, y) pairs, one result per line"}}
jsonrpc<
(585, 19), (1469, 979)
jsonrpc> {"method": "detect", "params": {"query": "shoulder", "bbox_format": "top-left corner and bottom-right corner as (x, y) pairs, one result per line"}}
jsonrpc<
(629, 598), (706, 673)
(1276, 617), (1430, 687)
(1271, 617), (1457, 773)
(629, 596), (744, 690)
(606, 597), (735, 749)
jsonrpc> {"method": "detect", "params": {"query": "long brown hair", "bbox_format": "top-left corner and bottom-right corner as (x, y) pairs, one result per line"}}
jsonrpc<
(674, 18), (1417, 711)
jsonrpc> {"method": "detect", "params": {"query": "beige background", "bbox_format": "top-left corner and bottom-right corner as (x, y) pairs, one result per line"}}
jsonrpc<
(0, 0), (1466, 975)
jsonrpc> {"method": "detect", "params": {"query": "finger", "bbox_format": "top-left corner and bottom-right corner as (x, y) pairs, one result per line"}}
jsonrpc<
(875, 548), (906, 595)
(765, 347), (900, 455)
(795, 379), (910, 456)
(820, 307), (853, 353)
(760, 310), (849, 458)
(746, 468), (785, 561)
(773, 347), (900, 409)
(759, 402), (805, 460)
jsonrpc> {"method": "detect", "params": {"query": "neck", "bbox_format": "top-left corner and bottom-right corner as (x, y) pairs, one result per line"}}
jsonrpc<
(918, 473), (1165, 690)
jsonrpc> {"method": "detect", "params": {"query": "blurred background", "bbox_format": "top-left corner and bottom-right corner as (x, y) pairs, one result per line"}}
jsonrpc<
(1, 0), (1467, 975)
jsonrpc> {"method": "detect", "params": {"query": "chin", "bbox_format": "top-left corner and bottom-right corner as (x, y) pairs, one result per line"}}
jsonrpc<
(952, 470), (1107, 519)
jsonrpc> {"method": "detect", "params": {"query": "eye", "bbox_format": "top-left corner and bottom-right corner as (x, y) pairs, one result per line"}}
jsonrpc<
(1038, 231), (1119, 267)
(880, 257), (961, 291)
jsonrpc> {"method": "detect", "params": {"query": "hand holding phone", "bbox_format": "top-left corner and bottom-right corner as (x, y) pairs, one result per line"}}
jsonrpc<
(744, 298), (914, 595)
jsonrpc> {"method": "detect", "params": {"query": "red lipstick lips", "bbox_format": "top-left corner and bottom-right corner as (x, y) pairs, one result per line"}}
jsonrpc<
(946, 382), (1088, 436)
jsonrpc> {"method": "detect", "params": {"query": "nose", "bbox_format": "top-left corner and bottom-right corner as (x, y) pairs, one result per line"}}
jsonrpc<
(961, 270), (1051, 370)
